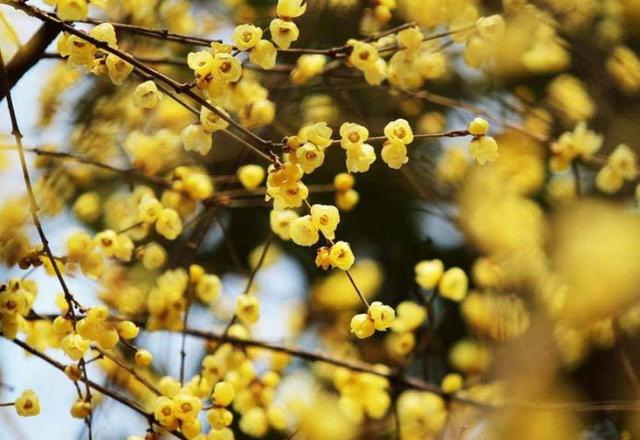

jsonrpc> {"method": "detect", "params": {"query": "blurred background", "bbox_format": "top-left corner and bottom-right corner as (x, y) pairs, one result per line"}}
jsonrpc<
(2, 0), (640, 439)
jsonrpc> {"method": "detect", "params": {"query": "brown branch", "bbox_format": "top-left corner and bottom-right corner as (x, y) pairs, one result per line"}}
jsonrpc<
(0, 43), (80, 320)
(0, 21), (59, 101)
(94, 347), (161, 396)
(10, 339), (187, 440)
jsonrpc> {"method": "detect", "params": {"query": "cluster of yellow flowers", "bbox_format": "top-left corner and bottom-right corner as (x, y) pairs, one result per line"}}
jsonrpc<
(53, 306), (139, 359)
(550, 122), (603, 171)
(140, 332), (288, 439)
(0, 279), (37, 340)
(147, 264), (222, 331)
(58, 23), (133, 85)
(396, 390), (447, 439)
(385, 301), (427, 359)
(350, 301), (395, 339)
(415, 259), (469, 302)
(596, 143), (638, 193)
(333, 367), (391, 421)
(389, 26), (448, 87)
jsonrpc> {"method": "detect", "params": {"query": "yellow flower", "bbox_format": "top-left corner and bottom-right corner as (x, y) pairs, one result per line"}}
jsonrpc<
(350, 313), (375, 339)
(60, 34), (96, 66)
(200, 104), (230, 132)
(182, 419), (201, 438)
(271, 180), (309, 210)
(391, 301), (427, 332)
(291, 54), (326, 84)
(73, 191), (101, 223)
(156, 208), (183, 240)
(67, 230), (94, 261)
(368, 301), (395, 330)
(237, 165), (265, 189)
(95, 229), (118, 257)
(232, 24), (263, 51)
(345, 143), (376, 173)
(57, 0), (89, 21)
(295, 142), (325, 173)
(154, 396), (178, 429)
(301, 122), (333, 149)
(329, 241), (355, 270)
(414, 259), (444, 289)
(608, 143), (637, 180)
(138, 195), (163, 223)
(135, 349), (153, 367)
(315, 246), (332, 270)
(181, 124), (212, 155)
(15, 389), (40, 417)
(381, 141), (408, 169)
(441, 373), (463, 393)
(334, 172), (355, 191)
(187, 50), (213, 77)
(270, 18), (300, 49)
(116, 321), (139, 339)
(363, 58), (388, 86)
(270, 209), (300, 240)
(336, 189), (360, 211)
(596, 165), (624, 194)
(397, 27), (423, 51)
(386, 332), (416, 357)
(207, 407), (234, 429)
(289, 215), (320, 246)
(105, 54), (133, 86)
(60, 333), (90, 360)
(212, 381), (235, 407)
(213, 53), (242, 82)
(607, 46), (640, 94)
(250, 40), (278, 69)
(469, 136), (499, 164)
(449, 339), (491, 374)
(310, 204), (340, 240)
(438, 267), (468, 302)
(240, 407), (269, 437)
(236, 295), (260, 325)
(133, 80), (162, 109)
(141, 242), (167, 270)
(70, 398), (92, 419)
(195, 274), (222, 304)
(277, 0), (307, 19)
(476, 15), (506, 42)
(173, 393), (202, 422)
(89, 23), (117, 48)
(384, 119), (414, 145)
(339, 122), (369, 150)
(349, 41), (379, 71)
(467, 117), (490, 137)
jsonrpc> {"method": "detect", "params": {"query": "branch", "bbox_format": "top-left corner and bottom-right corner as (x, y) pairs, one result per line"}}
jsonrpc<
(0, 21), (59, 101)
(0, 43), (79, 320)
(10, 339), (187, 440)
